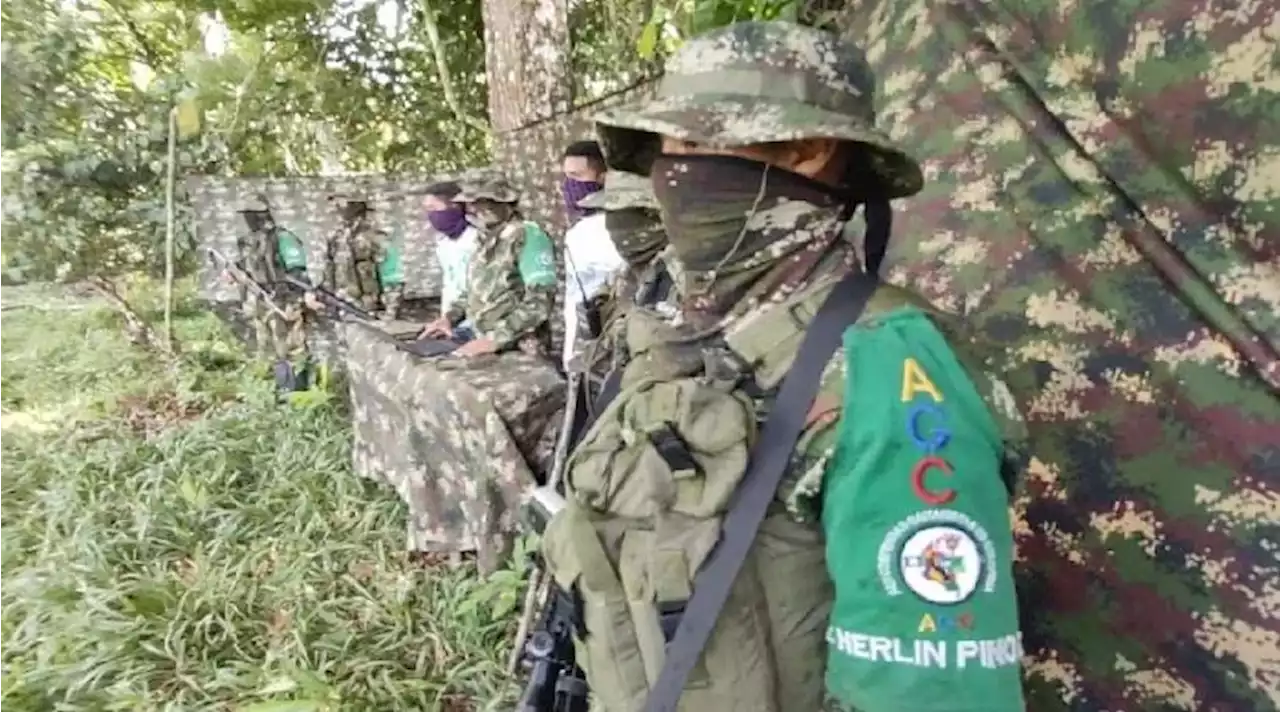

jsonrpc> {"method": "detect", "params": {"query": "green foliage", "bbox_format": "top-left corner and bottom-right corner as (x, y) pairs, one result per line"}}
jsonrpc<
(635, 0), (794, 59)
(1, 282), (523, 710)
(569, 0), (663, 100)
(2, 0), (207, 283)
(1, 0), (490, 285)
(634, 0), (843, 59)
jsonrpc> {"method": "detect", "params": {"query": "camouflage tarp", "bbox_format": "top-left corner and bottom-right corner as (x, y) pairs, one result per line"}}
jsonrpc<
(342, 323), (566, 572)
(188, 176), (450, 305)
(836, 1), (1280, 710)
(492, 81), (654, 236)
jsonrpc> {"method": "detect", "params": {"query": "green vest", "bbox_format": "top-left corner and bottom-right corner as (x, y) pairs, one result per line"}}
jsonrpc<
(379, 236), (404, 287)
(275, 229), (307, 272)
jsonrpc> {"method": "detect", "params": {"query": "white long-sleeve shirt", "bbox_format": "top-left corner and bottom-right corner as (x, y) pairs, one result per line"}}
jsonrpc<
(561, 213), (625, 371)
(436, 226), (478, 318)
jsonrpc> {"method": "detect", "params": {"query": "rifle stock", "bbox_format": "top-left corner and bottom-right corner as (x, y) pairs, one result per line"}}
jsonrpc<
(207, 247), (292, 320)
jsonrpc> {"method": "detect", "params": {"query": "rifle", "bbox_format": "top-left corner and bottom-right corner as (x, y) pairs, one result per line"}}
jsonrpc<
(511, 372), (590, 712)
(207, 247), (292, 320)
(280, 274), (378, 323)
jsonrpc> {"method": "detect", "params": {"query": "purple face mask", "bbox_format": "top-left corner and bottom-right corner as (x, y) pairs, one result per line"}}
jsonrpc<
(427, 206), (469, 239)
(562, 177), (604, 220)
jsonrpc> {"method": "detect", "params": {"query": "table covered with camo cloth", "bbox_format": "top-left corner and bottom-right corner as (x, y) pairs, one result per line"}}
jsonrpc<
(343, 322), (566, 573)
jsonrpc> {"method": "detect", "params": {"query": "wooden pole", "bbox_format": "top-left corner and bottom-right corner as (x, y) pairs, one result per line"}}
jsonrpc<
(163, 106), (177, 352)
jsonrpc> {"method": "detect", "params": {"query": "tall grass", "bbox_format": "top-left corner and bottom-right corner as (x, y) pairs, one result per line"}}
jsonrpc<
(1, 283), (522, 711)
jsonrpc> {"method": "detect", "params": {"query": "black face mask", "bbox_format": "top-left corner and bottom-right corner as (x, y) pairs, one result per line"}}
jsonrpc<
(243, 212), (272, 233)
(340, 202), (369, 222)
(605, 208), (666, 269)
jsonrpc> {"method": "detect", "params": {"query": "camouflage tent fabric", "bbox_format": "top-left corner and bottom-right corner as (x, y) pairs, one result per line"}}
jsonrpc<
(189, 176), (446, 304)
(492, 82), (655, 236)
(836, 1), (1279, 710)
(342, 323), (566, 573)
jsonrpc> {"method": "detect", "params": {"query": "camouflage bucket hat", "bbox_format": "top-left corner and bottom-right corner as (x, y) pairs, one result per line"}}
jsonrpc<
(577, 171), (658, 211)
(328, 193), (375, 212)
(455, 176), (520, 204)
(594, 21), (923, 200)
(236, 194), (272, 213)
(329, 192), (373, 205)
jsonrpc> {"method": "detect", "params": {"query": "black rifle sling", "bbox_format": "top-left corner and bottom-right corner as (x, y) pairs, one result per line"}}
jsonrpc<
(642, 270), (880, 712)
(863, 200), (892, 276)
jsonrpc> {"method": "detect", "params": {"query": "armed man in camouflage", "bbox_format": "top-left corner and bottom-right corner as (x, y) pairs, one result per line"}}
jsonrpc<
(421, 176), (558, 357)
(234, 195), (312, 367)
(538, 21), (1030, 712)
(322, 194), (405, 319)
(571, 170), (677, 377)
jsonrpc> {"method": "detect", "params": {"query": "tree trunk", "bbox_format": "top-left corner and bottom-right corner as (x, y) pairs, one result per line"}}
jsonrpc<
(481, 0), (573, 133)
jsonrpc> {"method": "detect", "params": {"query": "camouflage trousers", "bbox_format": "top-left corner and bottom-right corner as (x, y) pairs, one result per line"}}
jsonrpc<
(243, 291), (308, 362)
(342, 323), (566, 573)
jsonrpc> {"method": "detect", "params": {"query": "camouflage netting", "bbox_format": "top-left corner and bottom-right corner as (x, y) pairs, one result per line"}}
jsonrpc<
(189, 175), (457, 304)
(491, 81), (656, 236)
(829, 1), (1279, 710)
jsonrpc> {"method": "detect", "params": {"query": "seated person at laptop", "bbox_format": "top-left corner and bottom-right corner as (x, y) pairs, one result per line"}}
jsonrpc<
(419, 176), (557, 358)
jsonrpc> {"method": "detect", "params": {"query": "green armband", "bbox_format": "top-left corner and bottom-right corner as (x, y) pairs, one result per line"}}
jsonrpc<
(379, 239), (405, 286)
(277, 230), (308, 271)
(823, 307), (1024, 712)
(518, 222), (556, 288)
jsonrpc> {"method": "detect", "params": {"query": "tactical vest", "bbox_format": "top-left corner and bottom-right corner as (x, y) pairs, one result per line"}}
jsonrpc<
(541, 275), (1024, 712)
(243, 230), (279, 286)
(243, 227), (305, 295)
(578, 257), (677, 383)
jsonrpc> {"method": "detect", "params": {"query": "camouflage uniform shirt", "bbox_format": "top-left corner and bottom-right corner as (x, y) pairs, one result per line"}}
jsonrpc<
(445, 217), (556, 352)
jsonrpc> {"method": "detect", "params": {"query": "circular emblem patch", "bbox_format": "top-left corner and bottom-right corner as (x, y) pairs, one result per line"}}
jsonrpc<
(897, 524), (984, 605)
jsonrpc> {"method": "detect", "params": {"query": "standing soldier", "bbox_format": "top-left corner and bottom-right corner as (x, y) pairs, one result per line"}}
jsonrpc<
(373, 195), (406, 321)
(322, 194), (403, 318)
(235, 194), (313, 388)
(538, 21), (1029, 712)
(572, 170), (674, 376)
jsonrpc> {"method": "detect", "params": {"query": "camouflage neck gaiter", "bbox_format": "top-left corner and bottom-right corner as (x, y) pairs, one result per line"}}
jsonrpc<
(650, 154), (852, 325)
(606, 207), (667, 269)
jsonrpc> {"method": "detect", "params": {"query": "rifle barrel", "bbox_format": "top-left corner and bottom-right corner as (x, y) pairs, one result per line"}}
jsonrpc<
(282, 274), (377, 322)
